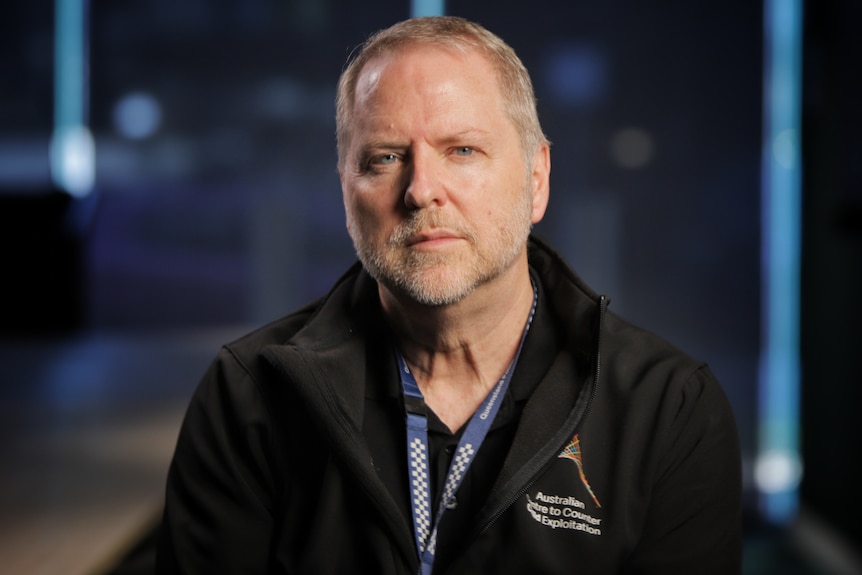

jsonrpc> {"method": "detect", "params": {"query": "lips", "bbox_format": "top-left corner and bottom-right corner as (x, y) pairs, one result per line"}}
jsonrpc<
(389, 209), (476, 249)
(406, 229), (462, 247)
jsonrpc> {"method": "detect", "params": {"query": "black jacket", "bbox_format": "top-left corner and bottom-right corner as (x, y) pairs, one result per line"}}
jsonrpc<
(157, 237), (742, 574)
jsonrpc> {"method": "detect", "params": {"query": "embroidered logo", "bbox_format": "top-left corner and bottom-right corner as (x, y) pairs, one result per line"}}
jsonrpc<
(525, 492), (602, 536)
(557, 434), (601, 508)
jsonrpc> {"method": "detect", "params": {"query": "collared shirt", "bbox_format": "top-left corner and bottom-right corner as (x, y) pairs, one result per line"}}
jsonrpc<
(362, 274), (560, 572)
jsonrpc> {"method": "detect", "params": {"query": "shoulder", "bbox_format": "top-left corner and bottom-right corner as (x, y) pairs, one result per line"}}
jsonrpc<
(597, 309), (735, 443)
(602, 310), (706, 382)
(221, 261), (374, 376)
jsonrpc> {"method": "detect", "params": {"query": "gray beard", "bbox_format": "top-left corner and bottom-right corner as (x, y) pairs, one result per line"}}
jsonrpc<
(350, 196), (533, 307)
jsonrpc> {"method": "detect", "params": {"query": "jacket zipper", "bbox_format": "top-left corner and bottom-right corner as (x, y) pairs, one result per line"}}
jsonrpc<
(583, 294), (608, 425)
(476, 294), (609, 537)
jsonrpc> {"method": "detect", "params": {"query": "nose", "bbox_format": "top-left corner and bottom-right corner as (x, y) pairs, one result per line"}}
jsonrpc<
(403, 147), (446, 210)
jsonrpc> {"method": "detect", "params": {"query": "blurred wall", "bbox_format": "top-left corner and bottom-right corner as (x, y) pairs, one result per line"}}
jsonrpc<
(4, 0), (769, 529)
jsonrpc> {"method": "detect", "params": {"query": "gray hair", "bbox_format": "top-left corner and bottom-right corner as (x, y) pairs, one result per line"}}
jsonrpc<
(335, 16), (548, 169)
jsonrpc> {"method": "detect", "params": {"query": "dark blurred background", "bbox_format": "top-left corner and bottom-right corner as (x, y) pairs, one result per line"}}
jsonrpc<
(1, 1), (859, 573)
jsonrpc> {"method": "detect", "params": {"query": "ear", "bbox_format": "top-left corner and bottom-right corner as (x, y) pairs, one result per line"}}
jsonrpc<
(529, 142), (550, 224)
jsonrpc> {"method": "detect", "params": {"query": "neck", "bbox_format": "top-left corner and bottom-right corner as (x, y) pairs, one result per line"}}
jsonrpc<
(382, 264), (535, 431)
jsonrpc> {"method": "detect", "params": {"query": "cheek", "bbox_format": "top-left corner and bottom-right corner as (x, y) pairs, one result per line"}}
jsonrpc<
(346, 190), (397, 240)
(344, 183), (377, 216)
(350, 197), (387, 227)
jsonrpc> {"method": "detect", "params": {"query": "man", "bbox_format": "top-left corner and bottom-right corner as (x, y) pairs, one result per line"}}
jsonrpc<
(157, 16), (742, 574)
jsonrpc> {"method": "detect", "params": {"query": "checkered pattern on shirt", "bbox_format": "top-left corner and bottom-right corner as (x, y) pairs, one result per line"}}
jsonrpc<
(409, 436), (432, 550)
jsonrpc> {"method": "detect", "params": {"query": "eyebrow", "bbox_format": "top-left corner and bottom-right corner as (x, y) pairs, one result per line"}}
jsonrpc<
(359, 139), (409, 151)
(436, 128), (492, 145)
(365, 128), (491, 147)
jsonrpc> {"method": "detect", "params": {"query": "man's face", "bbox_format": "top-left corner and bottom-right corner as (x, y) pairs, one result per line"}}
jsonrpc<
(340, 45), (549, 306)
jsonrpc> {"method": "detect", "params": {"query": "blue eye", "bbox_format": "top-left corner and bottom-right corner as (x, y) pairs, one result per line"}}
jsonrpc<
(375, 153), (399, 165)
(454, 147), (474, 156)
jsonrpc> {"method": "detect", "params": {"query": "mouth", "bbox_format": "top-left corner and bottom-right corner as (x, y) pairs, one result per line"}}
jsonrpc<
(405, 229), (463, 249)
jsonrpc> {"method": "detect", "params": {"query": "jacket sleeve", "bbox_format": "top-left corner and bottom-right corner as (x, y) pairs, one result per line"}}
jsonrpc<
(156, 347), (281, 574)
(623, 366), (742, 575)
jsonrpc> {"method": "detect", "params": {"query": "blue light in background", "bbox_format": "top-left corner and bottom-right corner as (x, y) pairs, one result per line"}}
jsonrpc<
(411, 0), (445, 17)
(51, 0), (94, 198)
(543, 44), (607, 108)
(757, 0), (803, 523)
(113, 92), (163, 140)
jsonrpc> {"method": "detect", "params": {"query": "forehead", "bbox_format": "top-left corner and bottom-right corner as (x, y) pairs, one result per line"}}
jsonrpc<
(354, 44), (502, 108)
(351, 44), (507, 132)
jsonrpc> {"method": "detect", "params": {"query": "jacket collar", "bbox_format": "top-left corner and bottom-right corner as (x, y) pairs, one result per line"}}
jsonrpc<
(261, 268), (419, 569)
(263, 234), (607, 480)
(261, 235), (607, 562)
(473, 236), (604, 525)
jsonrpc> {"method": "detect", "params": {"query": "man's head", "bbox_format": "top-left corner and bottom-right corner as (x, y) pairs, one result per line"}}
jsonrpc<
(336, 16), (547, 170)
(337, 17), (550, 307)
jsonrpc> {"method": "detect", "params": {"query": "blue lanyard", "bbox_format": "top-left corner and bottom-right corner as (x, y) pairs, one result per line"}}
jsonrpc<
(397, 282), (537, 575)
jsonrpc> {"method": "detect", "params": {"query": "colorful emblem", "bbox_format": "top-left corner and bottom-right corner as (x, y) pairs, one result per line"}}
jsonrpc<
(557, 434), (601, 508)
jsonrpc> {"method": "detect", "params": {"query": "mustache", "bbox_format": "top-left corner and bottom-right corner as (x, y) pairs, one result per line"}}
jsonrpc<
(388, 210), (477, 247)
